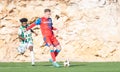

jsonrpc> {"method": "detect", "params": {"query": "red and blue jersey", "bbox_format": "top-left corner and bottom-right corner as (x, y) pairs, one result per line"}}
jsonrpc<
(27, 17), (59, 46)
(27, 17), (57, 37)
(27, 17), (59, 47)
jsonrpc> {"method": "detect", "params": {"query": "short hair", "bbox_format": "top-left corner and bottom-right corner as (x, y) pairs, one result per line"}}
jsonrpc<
(44, 9), (51, 13)
(20, 18), (28, 23)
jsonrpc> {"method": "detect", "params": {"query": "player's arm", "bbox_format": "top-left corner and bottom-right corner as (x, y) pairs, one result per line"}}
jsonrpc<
(18, 35), (26, 40)
(52, 25), (59, 37)
(51, 22), (59, 35)
(18, 28), (26, 41)
(26, 18), (41, 30)
(51, 19), (57, 30)
(31, 29), (38, 36)
(49, 18), (57, 30)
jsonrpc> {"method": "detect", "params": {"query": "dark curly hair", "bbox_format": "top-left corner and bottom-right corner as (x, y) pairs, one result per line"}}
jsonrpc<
(20, 18), (28, 23)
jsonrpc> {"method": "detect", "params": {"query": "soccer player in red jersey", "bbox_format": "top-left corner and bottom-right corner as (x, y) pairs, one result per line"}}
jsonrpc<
(27, 9), (61, 67)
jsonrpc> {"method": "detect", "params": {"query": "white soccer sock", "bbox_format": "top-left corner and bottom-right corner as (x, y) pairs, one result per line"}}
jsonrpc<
(30, 51), (35, 65)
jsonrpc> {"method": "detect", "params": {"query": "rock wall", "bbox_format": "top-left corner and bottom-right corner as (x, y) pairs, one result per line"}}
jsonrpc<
(0, 0), (120, 62)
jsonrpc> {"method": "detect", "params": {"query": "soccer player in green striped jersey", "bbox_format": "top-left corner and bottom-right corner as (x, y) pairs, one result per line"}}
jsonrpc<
(18, 18), (37, 66)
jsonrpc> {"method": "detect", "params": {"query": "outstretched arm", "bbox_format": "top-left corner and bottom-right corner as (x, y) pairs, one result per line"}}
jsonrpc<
(26, 23), (36, 30)
(26, 18), (41, 30)
(18, 35), (26, 41)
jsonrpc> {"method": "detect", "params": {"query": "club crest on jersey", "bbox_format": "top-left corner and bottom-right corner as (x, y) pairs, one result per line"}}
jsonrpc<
(43, 19), (52, 24)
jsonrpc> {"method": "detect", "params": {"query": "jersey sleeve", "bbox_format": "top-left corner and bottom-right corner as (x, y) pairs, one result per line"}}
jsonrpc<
(26, 18), (41, 31)
(35, 18), (41, 25)
(18, 28), (22, 36)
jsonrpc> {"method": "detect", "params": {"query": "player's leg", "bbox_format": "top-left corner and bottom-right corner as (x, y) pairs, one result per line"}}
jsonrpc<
(50, 45), (56, 62)
(28, 43), (35, 66)
(45, 36), (56, 62)
(50, 45), (60, 67)
(52, 36), (61, 57)
(17, 42), (27, 55)
(54, 45), (61, 57)
(45, 36), (59, 67)
(51, 36), (61, 67)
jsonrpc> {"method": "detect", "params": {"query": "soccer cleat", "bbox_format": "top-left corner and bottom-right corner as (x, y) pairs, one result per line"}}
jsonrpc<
(32, 62), (35, 66)
(49, 58), (53, 63)
(52, 62), (60, 67)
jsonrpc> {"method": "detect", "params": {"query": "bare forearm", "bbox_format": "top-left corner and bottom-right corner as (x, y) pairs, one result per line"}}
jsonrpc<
(52, 27), (57, 30)
(19, 36), (25, 40)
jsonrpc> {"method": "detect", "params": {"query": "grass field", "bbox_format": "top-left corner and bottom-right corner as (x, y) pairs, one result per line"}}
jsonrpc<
(0, 62), (120, 72)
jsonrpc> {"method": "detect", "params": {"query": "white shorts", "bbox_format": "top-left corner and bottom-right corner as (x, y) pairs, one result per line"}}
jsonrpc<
(17, 42), (33, 54)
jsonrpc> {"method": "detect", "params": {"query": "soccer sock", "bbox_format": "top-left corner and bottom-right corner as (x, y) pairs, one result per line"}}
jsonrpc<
(30, 51), (35, 65)
(50, 50), (56, 62)
(54, 49), (61, 57)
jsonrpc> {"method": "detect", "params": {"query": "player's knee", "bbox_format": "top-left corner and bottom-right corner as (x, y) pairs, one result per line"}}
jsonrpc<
(49, 45), (54, 50)
(55, 49), (61, 53)
(56, 45), (61, 50)
(29, 46), (33, 51)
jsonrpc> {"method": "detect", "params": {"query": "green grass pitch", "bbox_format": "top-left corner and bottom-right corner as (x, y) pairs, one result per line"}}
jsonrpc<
(0, 62), (120, 72)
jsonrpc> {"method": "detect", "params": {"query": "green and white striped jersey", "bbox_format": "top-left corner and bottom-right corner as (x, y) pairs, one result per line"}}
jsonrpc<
(18, 25), (33, 44)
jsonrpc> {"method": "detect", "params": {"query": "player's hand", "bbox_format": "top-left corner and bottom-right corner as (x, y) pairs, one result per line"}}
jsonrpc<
(34, 33), (38, 36)
(56, 35), (59, 37)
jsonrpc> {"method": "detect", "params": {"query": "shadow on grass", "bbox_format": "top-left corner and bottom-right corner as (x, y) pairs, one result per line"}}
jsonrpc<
(34, 64), (52, 67)
(30, 63), (86, 68)
(42, 64), (52, 66)
(69, 64), (86, 67)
